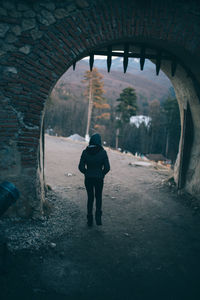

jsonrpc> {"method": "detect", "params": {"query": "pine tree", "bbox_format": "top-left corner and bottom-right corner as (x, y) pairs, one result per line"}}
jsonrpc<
(115, 87), (137, 149)
(82, 68), (109, 140)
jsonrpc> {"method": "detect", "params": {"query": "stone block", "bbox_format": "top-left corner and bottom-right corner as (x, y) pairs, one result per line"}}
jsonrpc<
(37, 14), (49, 26)
(19, 45), (31, 55)
(5, 33), (18, 44)
(8, 10), (22, 18)
(40, 2), (55, 11)
(33, 3), (41, 12)
(31, 27), (43, 40)
(75, 0), (89, 9)
(67, 4), (76, 13)
(23, 10), (36, 18)
(17, 3), (29, 11)
(37, 13), (56, 26)
(22, 18), (36, 31)
(11, 25), (22, 36)
(54, 8), (69, 19)
(40, 9), (56, 25)
(2, 43), (17, 52)
(0, 23), (9, 38)
(5, 66), (18, 74)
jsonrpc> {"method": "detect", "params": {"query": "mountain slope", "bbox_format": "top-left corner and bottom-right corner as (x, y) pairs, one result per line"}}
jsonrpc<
(54, 58), (172, 105)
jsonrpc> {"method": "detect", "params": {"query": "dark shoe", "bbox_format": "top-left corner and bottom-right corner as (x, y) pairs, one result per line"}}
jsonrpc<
(87, 215), (93, 227)
(95, 212), (102, 226)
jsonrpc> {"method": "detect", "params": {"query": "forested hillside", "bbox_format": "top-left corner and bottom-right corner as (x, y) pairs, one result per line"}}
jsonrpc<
(54, 58), (171, 107)
(45, 58), (180, 163)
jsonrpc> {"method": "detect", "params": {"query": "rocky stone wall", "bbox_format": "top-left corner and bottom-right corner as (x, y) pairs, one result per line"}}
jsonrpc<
(1, 0), (200, 216)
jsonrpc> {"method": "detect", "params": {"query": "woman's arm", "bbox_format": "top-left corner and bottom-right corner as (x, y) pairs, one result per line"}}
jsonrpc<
(78, 151), (87, 174)
(102, 152), (110, 176)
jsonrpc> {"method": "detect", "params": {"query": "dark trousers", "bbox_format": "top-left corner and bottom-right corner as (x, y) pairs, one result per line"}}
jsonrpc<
(84, 178), (104, 216)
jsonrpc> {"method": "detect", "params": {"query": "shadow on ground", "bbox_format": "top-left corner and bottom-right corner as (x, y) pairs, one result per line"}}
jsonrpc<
(1, 136), (200, 300)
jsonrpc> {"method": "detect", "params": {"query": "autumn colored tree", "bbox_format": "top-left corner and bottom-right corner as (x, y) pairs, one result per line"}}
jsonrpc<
(115, 87), (137, 149)
(82, 68), (110, 140)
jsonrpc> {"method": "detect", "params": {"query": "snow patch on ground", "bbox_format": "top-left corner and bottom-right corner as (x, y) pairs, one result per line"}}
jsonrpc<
(129, 161), (152, 167)
(68, 134), (85, 142)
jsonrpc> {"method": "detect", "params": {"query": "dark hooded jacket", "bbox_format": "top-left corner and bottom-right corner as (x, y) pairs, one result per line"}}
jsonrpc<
(78, 133), (110, 178)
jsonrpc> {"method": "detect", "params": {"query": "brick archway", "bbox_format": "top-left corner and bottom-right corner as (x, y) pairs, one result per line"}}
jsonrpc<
(1, 0), (200, 216)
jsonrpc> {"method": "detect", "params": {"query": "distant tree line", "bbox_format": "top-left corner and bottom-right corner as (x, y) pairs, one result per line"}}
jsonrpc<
(45, 86), (88, 137)
(121, 97), (180, 163)
(45, 68), (180, 163)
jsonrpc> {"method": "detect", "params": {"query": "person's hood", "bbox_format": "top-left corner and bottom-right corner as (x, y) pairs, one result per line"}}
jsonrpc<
(86, 144), (102, 155)
(86, 134), (102, 155)
(89, 133), (102, 146)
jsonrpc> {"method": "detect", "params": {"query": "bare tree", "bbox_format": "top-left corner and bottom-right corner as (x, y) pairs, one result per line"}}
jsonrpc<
(82, 68), (109, 140)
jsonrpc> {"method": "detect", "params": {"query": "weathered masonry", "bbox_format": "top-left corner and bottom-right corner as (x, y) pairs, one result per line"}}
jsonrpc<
(1, 0), (200, 217)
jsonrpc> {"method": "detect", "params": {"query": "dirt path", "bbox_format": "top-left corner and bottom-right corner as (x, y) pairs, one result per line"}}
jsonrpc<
(1, 135), (200, 300)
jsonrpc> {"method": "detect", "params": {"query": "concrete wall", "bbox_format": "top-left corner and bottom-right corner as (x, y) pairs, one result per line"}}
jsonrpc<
(1, 0), (200, 216)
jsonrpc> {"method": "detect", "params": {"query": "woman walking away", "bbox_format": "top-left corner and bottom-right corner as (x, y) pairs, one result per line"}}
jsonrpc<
(78, 133), (110, 227)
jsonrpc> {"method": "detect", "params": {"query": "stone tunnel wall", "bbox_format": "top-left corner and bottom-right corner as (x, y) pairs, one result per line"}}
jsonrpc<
(161, 61), (200, 198)
(1, 0), (200, 216)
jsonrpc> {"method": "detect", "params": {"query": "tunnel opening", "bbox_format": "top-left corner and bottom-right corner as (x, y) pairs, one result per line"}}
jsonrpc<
(44, 47), (180, 156)
(42, 42), (187, 210)
(42, 40), (199, 218)
(1, 1), (200, 298)
(1, 0), (200, 218)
